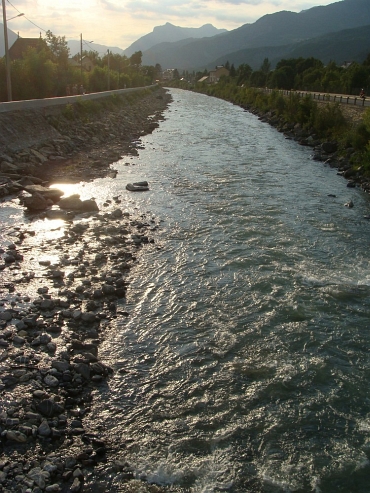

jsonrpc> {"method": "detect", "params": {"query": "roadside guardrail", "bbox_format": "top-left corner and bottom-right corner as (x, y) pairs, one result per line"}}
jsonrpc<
(264, 88), (369, 108)
(0, 85), (157, 114)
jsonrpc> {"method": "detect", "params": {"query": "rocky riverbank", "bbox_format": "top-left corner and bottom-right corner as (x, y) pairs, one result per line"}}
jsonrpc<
(245, 102), (370, 194)
(0, 88), (173, 492)
(0, 87), (172, 198)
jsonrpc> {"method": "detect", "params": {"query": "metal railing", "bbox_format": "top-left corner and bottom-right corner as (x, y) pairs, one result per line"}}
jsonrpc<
(265, 89), (369, 108)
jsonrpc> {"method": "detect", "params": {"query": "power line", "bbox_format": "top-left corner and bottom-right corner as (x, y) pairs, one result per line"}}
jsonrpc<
(5, 0), (79, 38)
(6, 0), (46, 32)
(5, 0), (97, 47)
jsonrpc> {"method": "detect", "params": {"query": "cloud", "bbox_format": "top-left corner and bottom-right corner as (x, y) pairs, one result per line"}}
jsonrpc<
(99, 0), (127, 12)
(5, 0), (336, 52)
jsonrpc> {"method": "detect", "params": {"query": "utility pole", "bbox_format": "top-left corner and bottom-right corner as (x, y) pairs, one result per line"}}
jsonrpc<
(2, 0), (12, 101)
(107, 49), (110, 91)
(80, 33), (83, 85)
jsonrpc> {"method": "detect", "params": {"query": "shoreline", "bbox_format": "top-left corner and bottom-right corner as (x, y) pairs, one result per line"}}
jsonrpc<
(0, 89), (172, 492)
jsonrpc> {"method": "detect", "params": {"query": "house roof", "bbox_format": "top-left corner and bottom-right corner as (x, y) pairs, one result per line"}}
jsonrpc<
(9, 38), (45, 60)
(68, 58), (80, 67)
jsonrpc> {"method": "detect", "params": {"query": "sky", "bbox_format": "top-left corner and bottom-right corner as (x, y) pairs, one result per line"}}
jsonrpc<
(4, 0), (338, 51)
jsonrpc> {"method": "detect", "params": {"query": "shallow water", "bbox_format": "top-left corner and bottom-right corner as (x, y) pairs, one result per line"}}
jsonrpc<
(4, 88), (370, 492)
(86, 89), (370, 492)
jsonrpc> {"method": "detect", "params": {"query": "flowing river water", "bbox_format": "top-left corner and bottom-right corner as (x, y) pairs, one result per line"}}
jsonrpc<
(3, 88), (370, 492)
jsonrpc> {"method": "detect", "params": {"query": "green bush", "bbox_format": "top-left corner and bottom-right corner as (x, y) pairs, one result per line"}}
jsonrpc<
(62, 103), (74, 120)
(312, 103), (347, 138)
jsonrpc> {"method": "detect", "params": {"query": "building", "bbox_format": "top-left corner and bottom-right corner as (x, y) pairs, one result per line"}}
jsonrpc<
(9, 37), (46, 60)
(209, 66), (229, 84)
(81, 56), (94, 72)
(68, 56), (95, 72)
(162, 69), (176, 81)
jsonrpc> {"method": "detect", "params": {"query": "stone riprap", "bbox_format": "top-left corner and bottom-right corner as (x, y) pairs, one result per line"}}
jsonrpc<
(0, 88), (172, 198)
(0, 87), (172, 493)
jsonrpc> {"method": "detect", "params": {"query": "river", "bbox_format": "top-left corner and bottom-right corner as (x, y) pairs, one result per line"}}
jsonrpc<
(4, 88), (370, 492)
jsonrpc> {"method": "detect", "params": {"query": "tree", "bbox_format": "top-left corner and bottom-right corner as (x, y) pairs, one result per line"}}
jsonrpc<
(154, 63), (162, 79)
(130, 51), (142, 68)
(260, 58), (271, 75)
(237, 63), (253, 85)
(267, 65), (295, 89)
(44, 30), (70, 95)
(229, 64), (236, 77)
(250, 70), (267, 87)
(45, 30), (69, 68)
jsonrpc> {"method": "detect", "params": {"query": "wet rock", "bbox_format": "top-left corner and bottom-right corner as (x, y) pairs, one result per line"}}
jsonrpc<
(38, 420), (52, 437)
(0, 311), (13, 321)
(70, 477), (82, 492)
(58, 195), (99, 212)
(44, 374), (59, 387)
(52, 360), (70, 372)
(321, 141), (338, 154)
(37, 399), (64, 417)
(27, 467), (51, 489)
(126, 181), (149, 191)
(6, 430), (28, 442)
(75, 363), (91, 381)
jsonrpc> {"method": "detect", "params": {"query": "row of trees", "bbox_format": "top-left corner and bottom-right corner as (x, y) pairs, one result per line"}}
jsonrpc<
(241, 56), (370, 94)
(0, 31), (161, 101)
(175, 55), (370, 96)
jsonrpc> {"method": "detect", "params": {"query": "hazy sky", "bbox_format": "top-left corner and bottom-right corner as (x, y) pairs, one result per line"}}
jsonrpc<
(4, 0), (337, 51)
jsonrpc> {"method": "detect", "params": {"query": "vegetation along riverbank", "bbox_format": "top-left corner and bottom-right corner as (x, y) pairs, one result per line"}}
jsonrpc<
(0, 87), (173, 493)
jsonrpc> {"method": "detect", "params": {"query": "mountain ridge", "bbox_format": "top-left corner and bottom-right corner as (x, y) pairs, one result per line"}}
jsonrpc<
(141, 0), (370, 70)
(123, 22), (227, 57)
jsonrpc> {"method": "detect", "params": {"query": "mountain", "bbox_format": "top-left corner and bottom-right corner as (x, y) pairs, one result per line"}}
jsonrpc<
(123, 22), (227, 57)
(208, 24), (370, 70)
(141, 0), (370, 70)
(0, 25), (19, 57)
(67, 40), (125, 57)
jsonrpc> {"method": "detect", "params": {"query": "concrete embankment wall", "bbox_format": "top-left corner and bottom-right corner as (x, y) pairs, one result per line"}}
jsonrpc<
(0, 86), (156, 113)
(0, 86), (156, 154)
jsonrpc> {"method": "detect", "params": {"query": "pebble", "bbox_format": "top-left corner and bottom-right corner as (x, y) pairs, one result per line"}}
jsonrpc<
(0, 89), (169, 493)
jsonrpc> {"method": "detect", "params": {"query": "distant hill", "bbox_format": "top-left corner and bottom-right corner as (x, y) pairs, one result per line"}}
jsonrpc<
(141, 0), (370, 70)
(0, 25), (19, 57)
(123, 23), (227, 57)
(67, 40), (125, 57)
(208, 24), (370, 70)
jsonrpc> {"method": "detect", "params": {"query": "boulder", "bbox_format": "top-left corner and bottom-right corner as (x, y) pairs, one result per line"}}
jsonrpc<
(22, 192), (51, 211)
(58, 194), (83, 209)
(0, 161), (19, 173)
(45, 209), (70, 220)
(24, 184), (64, 202)
(58, 194), (99, 211)
(30, 149), (48, 163)
(322, 142), (338, 154)
(80, 199), (99, 212)
(126, 181), (149, 192)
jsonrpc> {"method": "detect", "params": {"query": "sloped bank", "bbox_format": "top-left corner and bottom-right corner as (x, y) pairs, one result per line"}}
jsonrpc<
(0, 88), (173, 492)
(245, 102), (370, 194)
(186, 84), (370, 195)
(0, 87), (172, 198)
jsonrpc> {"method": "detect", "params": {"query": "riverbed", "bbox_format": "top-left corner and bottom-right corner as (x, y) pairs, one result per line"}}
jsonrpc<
(2, 88), (370, 493)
